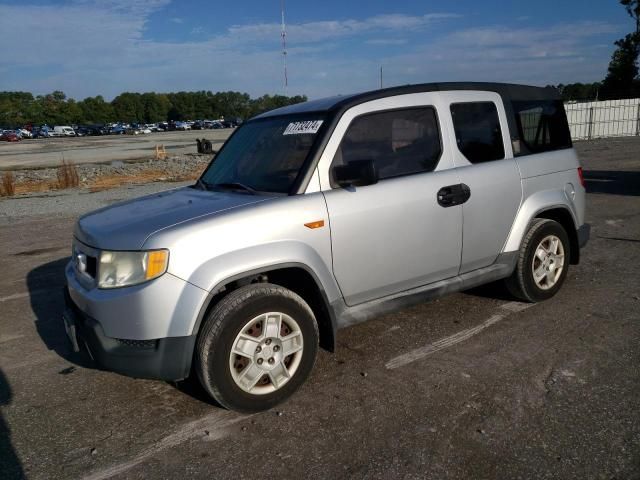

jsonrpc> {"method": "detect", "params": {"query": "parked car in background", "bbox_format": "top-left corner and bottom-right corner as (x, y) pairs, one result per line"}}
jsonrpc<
(192, 121), (204, 130)
(109, 126), (126, 135)
(32, 126), (51, 138)
(53, 126), (76, 137)
(0, 131), (21, 142)
(126, 126), (153, 135)
(175, 121), (191, 131)
(47, 127), (64, 137)
(18, 129), (33, 138)
(75, 125), (106, 136)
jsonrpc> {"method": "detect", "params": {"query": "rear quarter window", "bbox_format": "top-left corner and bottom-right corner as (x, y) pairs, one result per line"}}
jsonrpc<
(513, 100), (572, 154)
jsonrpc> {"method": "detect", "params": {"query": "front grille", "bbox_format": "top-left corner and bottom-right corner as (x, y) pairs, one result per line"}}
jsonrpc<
(115, 338), (157, 349)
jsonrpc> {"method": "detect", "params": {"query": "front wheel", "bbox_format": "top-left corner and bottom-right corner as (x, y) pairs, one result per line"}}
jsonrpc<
(195, 283), (319, 412)
(505, 218), (571, 302)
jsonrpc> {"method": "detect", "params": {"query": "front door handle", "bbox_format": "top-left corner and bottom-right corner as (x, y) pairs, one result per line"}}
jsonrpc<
(437, 183), (471, 207)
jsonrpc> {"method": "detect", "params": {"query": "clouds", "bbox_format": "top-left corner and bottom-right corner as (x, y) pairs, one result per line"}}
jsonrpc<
(228, 13), (459, 45)
(0, 1), (623, 100)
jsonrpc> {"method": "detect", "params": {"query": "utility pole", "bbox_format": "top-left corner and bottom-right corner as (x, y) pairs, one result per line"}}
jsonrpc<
(281, 0), (288, 93)
(380, 66), (383, 89)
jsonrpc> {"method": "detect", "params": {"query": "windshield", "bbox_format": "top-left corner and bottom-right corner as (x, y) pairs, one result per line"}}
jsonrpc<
(200, 114), (325, 194)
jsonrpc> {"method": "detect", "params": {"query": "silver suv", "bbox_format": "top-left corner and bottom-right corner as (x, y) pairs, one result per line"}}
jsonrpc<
(64, 83), (590, 412)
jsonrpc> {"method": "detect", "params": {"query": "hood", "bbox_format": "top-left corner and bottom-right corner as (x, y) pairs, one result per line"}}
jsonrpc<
(75, 186), (270, 250)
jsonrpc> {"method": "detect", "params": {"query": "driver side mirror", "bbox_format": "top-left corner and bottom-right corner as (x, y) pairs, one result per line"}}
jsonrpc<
(332, 159), (378, 188)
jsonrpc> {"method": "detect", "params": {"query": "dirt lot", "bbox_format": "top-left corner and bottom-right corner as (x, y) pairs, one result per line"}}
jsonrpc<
(0, 138), (639, 480)
(0, 130), (232, 170)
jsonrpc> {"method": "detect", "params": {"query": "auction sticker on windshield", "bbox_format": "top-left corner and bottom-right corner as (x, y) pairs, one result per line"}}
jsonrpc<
(283, 120), (324, 135)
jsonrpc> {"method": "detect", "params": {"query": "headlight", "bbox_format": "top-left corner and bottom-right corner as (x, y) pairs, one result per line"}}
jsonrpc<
(97, 249), (169, 289)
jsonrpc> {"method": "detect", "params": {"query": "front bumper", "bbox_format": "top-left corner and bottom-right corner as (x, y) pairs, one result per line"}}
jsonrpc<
(64, 288), (195, 380)
(578, 223), (591, 248)
(65, 261), (207, 339)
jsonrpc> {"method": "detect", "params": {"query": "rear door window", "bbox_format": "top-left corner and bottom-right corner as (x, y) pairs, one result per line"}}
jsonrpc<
(450, 102), (505, 163)
(333, 107), (442, 181)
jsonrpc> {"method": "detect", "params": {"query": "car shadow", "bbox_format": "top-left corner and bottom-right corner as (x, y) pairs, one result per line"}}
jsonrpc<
(463, 280), (514, 302)
(27, 257), (93, 370)
(0, 369), (25, 480)
(583, 170), (640, 196)
(168, 375), (224, 408)
(27, 257), (220, 406)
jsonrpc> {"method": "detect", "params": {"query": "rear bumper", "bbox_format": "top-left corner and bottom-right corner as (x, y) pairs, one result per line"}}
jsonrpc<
(577, 223), (591, 248)
(64, 288), (195, 381)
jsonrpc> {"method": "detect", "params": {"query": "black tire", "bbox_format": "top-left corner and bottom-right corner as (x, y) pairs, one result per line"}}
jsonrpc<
(505, 218), (571, 303)
(195, 283), (319, 413)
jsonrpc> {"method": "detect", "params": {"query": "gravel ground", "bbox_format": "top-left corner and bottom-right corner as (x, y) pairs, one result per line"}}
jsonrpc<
(0, 181), (192, 224)
(8, 154), (211, 185)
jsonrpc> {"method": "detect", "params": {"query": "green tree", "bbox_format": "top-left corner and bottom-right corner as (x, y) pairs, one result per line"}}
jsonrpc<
(0, 89), (307, 126)
(112, 93), (145, 123)
(621, 0), (640, 34)
(601, 1), (640, 99)
(248, 94), (307, 117)
(556, 82), (601, 101)
(141, 93), (170, 123)
(600, 33), (640, 99)
(78, 96), (115, 124)
(0, 92), (36, 126)
(212, 91), (252, 119)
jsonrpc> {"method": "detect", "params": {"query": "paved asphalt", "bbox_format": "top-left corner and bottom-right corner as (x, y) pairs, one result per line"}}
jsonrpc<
(0, 138), (639, 479)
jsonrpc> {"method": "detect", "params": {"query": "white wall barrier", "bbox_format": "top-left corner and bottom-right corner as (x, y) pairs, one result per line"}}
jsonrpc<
(564, 98), (640, 141)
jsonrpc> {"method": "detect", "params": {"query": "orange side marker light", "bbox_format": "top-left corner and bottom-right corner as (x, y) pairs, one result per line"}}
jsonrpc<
(304, 220), (325, 229)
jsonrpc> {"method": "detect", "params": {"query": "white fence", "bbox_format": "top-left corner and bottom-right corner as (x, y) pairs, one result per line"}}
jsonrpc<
(564, 98), (640, 141)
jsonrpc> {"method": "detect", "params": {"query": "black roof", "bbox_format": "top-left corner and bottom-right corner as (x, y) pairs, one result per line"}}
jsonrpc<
(255, 82), (561, 120)
(250, 82), (564, 195)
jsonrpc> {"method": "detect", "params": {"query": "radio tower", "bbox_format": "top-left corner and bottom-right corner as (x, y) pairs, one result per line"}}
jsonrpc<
(281, 0), (288, 92)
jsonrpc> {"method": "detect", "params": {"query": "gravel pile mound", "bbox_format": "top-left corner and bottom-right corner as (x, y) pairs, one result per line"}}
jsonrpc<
(11, 154), (213, 184)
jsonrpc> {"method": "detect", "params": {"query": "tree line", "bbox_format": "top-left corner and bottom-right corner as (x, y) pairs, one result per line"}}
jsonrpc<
(0, 90), (307, 128)
(558, 0), (640, 101)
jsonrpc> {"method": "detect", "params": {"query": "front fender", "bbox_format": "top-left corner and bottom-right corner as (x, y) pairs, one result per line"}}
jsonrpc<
(181, 240), (341, 336)
(503, 188), (578, 253)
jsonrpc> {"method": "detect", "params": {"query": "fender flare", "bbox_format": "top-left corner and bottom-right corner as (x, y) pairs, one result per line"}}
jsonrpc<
(185, 242), (341, 349)
(503, 189), (578, 253)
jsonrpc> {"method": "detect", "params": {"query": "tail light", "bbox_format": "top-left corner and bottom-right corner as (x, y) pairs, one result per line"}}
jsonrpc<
(577, 167), (586, 188)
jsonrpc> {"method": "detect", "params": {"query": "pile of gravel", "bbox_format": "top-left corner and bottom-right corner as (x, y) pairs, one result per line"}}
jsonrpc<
(10, 153), (213, 184)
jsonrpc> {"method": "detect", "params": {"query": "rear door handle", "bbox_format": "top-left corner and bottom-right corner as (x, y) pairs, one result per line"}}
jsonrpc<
(437, 183), (471, 207)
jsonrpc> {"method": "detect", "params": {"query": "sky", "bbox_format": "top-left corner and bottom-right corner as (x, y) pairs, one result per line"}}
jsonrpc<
(0, 0), (634, 100)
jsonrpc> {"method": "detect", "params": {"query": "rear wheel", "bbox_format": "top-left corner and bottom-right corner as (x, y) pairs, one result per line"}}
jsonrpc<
(195, 283), (318, 412)
(505, 218), (570, 302)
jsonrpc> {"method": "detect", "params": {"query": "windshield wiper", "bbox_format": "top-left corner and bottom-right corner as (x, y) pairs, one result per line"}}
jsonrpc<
(212, 182), (257, 195)
(194, 178), (209, 190)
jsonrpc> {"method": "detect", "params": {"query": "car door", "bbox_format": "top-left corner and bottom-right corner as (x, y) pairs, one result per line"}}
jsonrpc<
(439, 91), (522, 273)
(316, 94), (464, 306)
